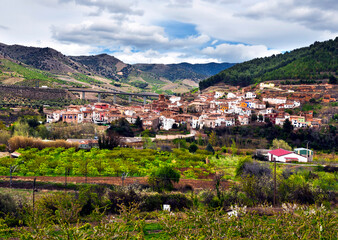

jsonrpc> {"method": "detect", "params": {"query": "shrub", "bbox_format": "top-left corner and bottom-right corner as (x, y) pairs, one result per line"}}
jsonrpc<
(199, 191), (222, 209)
(148, 166), (180, 192)
(34, 193), (81, 224)
(205, 143), (215, 154)
(0, 193), (17, 216)
(235, 157), (253, 177)
(0, 144), (6, 151)
(188, 143), (198, 153)
(107, 189), (141, 214)
(78, 184), (108, 216)
(241, 175), (274, 204)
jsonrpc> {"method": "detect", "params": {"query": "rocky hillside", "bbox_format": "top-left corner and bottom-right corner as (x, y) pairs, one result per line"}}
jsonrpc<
(69, 54), (134, 80)
(0, 43), (87, 74)
(0, 42), (235, 93)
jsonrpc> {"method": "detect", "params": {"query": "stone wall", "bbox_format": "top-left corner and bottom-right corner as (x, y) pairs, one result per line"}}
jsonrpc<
(0, 85), (74, 100)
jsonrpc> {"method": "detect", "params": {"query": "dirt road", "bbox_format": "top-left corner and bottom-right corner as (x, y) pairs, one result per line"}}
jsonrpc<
(0, 175), (230, 190)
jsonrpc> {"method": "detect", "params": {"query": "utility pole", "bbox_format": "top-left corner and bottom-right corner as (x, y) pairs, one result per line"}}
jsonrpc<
(32, 178), (38, 223)
(121, 172), (128, 187)
(273, 157), (276, 207)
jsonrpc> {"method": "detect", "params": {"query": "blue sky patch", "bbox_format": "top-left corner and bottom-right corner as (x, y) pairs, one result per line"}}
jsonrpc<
(160, 21), (198, 39)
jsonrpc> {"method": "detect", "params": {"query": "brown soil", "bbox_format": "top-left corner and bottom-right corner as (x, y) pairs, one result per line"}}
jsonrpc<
(0, 175), (231, 190)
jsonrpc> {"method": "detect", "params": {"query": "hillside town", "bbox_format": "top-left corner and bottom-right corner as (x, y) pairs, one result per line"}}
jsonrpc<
(45, 83), (331, 131)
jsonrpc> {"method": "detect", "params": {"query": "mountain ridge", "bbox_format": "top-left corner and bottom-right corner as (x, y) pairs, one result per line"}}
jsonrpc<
(0, 42), (235, 93)
(199, 37), (338, 89)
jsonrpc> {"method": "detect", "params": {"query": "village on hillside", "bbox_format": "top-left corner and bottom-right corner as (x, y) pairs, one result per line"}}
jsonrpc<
(45, 83), (335, 131)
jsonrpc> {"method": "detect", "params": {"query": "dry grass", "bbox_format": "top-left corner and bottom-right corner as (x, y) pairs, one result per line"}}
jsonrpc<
(8, 136), (79, 152)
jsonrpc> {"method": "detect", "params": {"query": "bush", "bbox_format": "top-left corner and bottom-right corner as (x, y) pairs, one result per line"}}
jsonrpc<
(188, 143), (198, 153)
(0, 193), (17, 216)
(205, 143), (214, 154)
(78, 185), (108, 216)
(199, 191), (222, 209)
(235, 157), (253, 177)
(279, 176), (315, 204)
(34, 193), (81, 224)
(107, 189), (141, 214)
(148, 166), (180, 192)
(0, 144), (6, 151)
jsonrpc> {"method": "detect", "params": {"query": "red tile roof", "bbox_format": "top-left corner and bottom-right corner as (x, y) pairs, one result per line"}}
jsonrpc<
(268, 148), (292, 157)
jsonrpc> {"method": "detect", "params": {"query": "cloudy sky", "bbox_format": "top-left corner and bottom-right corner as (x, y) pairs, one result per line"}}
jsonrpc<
(0, 0), (337, 64)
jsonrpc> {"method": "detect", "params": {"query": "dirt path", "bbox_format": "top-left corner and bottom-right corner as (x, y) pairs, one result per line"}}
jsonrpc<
(0, 176), (230, 190)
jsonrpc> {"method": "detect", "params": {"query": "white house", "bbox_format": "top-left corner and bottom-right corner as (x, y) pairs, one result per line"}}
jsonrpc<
(159, 116), (176, 130)
(245, 92), (256, 99)
(268, 148), (308, 162)
(227, 92), (237, 99)
(262, 97), (287, 105)
(214, 91), (225, 99)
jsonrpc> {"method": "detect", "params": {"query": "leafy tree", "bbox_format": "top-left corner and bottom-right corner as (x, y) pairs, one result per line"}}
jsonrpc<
(205, 143), (215, 154)
(13, 121), (30, 137)
(251, 114), (257, 122)
(208, 130), (217, 146)
(135, 116), (143, 129)
(148, 166), (180, 191)
(271, 139), (292, 150)
(258, 114), (264, 122)
(230, 139), (238, 155)
(329, 75), (337, 84)
(283, 119), (294, 134)
(188, 143), (198, 153)
(173, 138), (187, 149)
(108, 118), (134, 137)
(98, 132), (120, 150)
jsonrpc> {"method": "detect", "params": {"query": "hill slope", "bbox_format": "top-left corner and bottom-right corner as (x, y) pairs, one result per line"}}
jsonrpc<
(200, 37), (338, 89)
(134, 62), (235, 82)
(0, 42), (235, 93)
(69, 54), (134, 80)
(0, 43), (87, 74)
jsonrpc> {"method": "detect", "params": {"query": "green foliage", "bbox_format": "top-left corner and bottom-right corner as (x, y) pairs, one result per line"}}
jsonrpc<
(235, 157), (253, 177)
(0, 193), (17, 216)
(208, 130), (217, 146)
(108, 118), (134, 137)
(188, 143), (198, 153)
(0, 59), (69, 86)
(200, 37), (338, 88)
(205, 143), (214, 154)
(329, 75), (337, 84)
(130, 81), (149, 89)
(148, 166), (180, 191)
(271, 139), (292, 150)
(0, 147), (214, 177)
(71, 73), (103, 85)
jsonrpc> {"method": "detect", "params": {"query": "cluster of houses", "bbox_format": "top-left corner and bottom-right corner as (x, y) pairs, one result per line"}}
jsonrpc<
(45, 88), (323, 131)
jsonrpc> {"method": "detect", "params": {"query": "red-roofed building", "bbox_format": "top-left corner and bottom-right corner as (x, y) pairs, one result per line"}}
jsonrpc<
(268, 148), (308, 162)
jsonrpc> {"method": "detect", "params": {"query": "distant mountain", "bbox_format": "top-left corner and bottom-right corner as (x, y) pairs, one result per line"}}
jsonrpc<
(0, 42), (235, 93)
(199, 37), (338, 89)
(69, 54), (134, 80)
(0, 43), (87, 74)
(134, 62), (235, 82)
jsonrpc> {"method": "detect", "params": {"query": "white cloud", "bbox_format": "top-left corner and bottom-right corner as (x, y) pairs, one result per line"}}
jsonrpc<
(0, 0), (337, 64)
(201, 43), (281, 62)
(113, 47), (218, 64)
